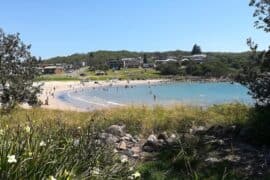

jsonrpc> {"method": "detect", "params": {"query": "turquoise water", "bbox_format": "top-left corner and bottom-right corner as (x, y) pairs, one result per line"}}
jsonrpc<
(58, 82), (254, 110)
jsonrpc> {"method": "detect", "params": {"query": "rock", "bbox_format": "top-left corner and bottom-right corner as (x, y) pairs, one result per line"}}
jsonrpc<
(131, 146), (141, 154)
(205, 157), (222, 163)
(106, 125), (126, 137)
(121, 133), (137, 142)
(196, 126), (206, 131)
(147, 134), (158, 142)
(170, 134), (177, 139)
(205, 139), (225, 145)
(132, 153), (140, 159)
(223, 155), (241, 162)
(143, 134), (162, 152)
(167, 137), (177, 145)
(157, 132), (168, 141)
(118, 141), (127, 150)
(192, 126), (207, 134)
(120, 155), (128, 163)
(99, 133), (119, 144)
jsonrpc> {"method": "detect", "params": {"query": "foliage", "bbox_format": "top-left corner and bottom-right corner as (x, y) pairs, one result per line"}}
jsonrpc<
(249, 0), (270, 32)
(143, 54), (148, 64)
(85, 68), (162, 80)
(236, 1), (270, 107)
(0, 118), (131, 179)
(191, 44), (202, 55)
(157, 62), (179, 75)
(0, 103), (263, 179)
(0, 29), (41, 111)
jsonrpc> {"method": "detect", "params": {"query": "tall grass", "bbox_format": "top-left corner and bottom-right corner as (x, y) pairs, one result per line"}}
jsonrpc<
(0, 103), (255, 179)
(0, 112), (131, 179)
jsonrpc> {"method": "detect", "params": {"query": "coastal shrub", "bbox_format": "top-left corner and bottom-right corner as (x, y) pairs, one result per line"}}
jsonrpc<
(237, 1), (270, 107)
(0, 118), (132, 179)
(0, 29), (41, 111)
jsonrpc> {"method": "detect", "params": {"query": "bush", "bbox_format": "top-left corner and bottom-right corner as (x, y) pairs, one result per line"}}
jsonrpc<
(157, 62), (179, 75)
(0, 120), (131, 179)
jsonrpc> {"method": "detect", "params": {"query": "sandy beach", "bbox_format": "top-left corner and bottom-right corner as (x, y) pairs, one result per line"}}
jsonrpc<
(36, 79), (164, 111)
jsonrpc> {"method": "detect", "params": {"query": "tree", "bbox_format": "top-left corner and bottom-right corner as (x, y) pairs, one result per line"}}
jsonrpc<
(191, 44), (202, 55)
(157, 62), (179, 75)
(0, 28), (41, 111)
(237, 1), (270, 107)
(249, 0), (270, 32)
(143, 54), (148, 64)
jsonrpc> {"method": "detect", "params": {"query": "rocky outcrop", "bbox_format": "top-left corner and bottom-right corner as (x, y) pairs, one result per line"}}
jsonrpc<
(99, 124), (270, 177)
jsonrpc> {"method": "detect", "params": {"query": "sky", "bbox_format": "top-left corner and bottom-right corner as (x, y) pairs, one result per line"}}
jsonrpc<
(0, 0), (269, 59)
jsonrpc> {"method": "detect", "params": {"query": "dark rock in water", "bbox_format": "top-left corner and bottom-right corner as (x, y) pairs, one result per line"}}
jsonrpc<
(106, 125), (126, 137)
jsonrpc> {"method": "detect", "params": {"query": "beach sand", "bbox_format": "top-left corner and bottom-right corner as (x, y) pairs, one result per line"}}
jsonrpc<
(35, 79), (164, 112)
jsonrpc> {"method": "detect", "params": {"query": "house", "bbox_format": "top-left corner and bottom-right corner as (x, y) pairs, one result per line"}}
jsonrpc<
(107, 60), (123, 70)
(155, 59), (178, 66)
(142, 63), (154, 68)
(182, 54), (207, 62)
(121, 58), (142, 68)
(43, 66), (64, 74)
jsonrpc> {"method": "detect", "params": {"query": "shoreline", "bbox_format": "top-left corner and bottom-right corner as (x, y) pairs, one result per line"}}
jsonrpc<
(37, 79), (166, 112)
(22, 78), (239, 112)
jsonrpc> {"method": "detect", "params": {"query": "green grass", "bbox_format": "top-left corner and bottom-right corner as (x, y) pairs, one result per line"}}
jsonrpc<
(37, 74), (80, 81)
(0, 103), (268, 179)
(85, 68), (163, 81)
(36, 68), (163, 81)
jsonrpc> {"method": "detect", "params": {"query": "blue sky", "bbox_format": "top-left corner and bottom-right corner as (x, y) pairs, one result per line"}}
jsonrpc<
(0, 0), (268, 59)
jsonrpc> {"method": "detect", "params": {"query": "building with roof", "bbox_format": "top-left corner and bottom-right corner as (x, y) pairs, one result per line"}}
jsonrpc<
(43, 66), (64, 74)
(182, 54), (207, 62)
(121, 58), (142, 68)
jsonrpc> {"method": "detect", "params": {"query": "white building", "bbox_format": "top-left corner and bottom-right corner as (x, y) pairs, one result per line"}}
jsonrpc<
(182, 54), (207, 62)
(155, 59), (178, 66)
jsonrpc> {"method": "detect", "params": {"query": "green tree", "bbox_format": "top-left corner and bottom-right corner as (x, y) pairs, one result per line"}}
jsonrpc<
(157, 62), (179, 75)
(143, 54), (148, 64)
(191, 44), (202, 55)
(250, 0), (270, 32)
(237, 1), (270, 107)
(0, 29), (41, 111)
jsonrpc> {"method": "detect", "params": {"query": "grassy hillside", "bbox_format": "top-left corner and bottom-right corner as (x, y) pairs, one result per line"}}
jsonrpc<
(44, 50), (252, 65)
(2, 103), (268, 179)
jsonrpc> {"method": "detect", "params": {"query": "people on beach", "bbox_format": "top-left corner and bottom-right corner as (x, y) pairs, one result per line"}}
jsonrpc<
(45, 96), (49, 105)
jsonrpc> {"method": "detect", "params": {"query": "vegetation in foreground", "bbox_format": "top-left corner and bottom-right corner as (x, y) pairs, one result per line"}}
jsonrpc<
(1, 103), (270, 179)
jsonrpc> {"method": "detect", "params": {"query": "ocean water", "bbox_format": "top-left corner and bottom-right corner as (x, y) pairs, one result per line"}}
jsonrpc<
(57, 82), (254, 110)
